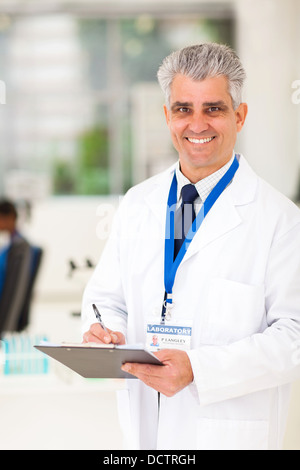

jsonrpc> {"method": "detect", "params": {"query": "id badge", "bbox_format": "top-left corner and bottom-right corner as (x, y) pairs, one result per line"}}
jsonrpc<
(146, 320), (192, 352)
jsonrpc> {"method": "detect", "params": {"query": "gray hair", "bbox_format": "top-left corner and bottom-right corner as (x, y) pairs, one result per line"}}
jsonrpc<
(157, 43), (246, 110)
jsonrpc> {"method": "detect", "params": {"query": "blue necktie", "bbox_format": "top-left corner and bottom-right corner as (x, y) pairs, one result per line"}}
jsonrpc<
(174, 184), (199, 258)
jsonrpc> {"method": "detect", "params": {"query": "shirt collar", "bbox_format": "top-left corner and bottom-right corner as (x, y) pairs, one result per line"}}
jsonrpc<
(175, 152), (235, 203)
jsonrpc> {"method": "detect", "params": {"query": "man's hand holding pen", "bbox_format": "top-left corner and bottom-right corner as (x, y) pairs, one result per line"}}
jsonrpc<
(83, 322), (125, 345)
(82, 304), (125, 345)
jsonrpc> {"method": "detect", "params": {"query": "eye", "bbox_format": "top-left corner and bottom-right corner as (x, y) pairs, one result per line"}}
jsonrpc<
(178, 107), (190, 113)
(208, 107), (220, 113)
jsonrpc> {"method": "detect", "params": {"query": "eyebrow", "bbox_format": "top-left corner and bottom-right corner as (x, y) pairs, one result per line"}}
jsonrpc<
(171, 100), (229, 111)
(171, 101), (192, 111)
(202, 100), (228, 108)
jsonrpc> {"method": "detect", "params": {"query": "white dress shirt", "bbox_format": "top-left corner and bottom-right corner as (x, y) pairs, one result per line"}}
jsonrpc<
(175, 153), (235, 214)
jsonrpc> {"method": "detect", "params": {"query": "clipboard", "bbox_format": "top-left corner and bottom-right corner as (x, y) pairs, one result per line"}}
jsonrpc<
(34, 343), (162, 379)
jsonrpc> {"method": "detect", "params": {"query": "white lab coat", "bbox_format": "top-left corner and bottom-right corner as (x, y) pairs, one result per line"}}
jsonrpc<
(82, 155), (300, 450)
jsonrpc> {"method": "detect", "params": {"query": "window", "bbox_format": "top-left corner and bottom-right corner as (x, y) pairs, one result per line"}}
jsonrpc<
(0, 8), (234, 198)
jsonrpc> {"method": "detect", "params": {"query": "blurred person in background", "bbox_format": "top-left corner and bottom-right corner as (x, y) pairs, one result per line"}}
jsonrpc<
(0, 199), (41, 335)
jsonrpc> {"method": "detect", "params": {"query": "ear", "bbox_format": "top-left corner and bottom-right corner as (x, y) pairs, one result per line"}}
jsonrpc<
(163, 104), (170, 126)
(235, 102), (248, 132)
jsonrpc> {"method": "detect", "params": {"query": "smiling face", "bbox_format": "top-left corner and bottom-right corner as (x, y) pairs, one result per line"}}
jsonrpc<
(164, 74), (248, 183)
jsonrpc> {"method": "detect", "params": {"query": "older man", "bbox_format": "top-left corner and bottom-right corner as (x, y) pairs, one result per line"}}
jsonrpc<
(82, 43), (300, 450)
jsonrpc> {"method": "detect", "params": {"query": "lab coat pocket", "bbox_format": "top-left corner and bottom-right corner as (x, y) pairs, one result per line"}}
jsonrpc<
(204, 278), (265, 344)
(197, 418), (269, 450)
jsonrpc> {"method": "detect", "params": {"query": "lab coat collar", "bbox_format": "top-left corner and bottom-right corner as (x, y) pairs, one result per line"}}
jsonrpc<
(144, 154), (258, 262)
(229, 154), (258, 206)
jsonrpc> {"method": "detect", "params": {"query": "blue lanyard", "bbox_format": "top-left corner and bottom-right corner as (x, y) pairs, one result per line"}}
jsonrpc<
(163, 155), (239, 316)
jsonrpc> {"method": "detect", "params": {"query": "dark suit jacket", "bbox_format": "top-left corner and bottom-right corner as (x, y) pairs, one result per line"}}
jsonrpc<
(0, 233), (42, 336)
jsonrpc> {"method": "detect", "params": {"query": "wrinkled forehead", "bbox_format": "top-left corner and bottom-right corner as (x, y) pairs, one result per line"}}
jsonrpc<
(169, 74), (233, 107)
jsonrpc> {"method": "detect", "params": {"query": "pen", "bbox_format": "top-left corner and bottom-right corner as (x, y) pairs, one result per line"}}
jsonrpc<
(92, 303), (108, 332)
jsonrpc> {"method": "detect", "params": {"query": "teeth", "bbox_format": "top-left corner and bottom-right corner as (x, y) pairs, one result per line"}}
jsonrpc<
(187, 137), (214, 144)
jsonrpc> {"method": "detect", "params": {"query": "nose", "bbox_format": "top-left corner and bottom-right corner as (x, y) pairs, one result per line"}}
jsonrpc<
(188, 111), (209, 135)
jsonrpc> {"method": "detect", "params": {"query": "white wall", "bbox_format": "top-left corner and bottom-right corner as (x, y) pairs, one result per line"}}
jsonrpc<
(23, 196), (120, 302)
(235, 0), (300, 199)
